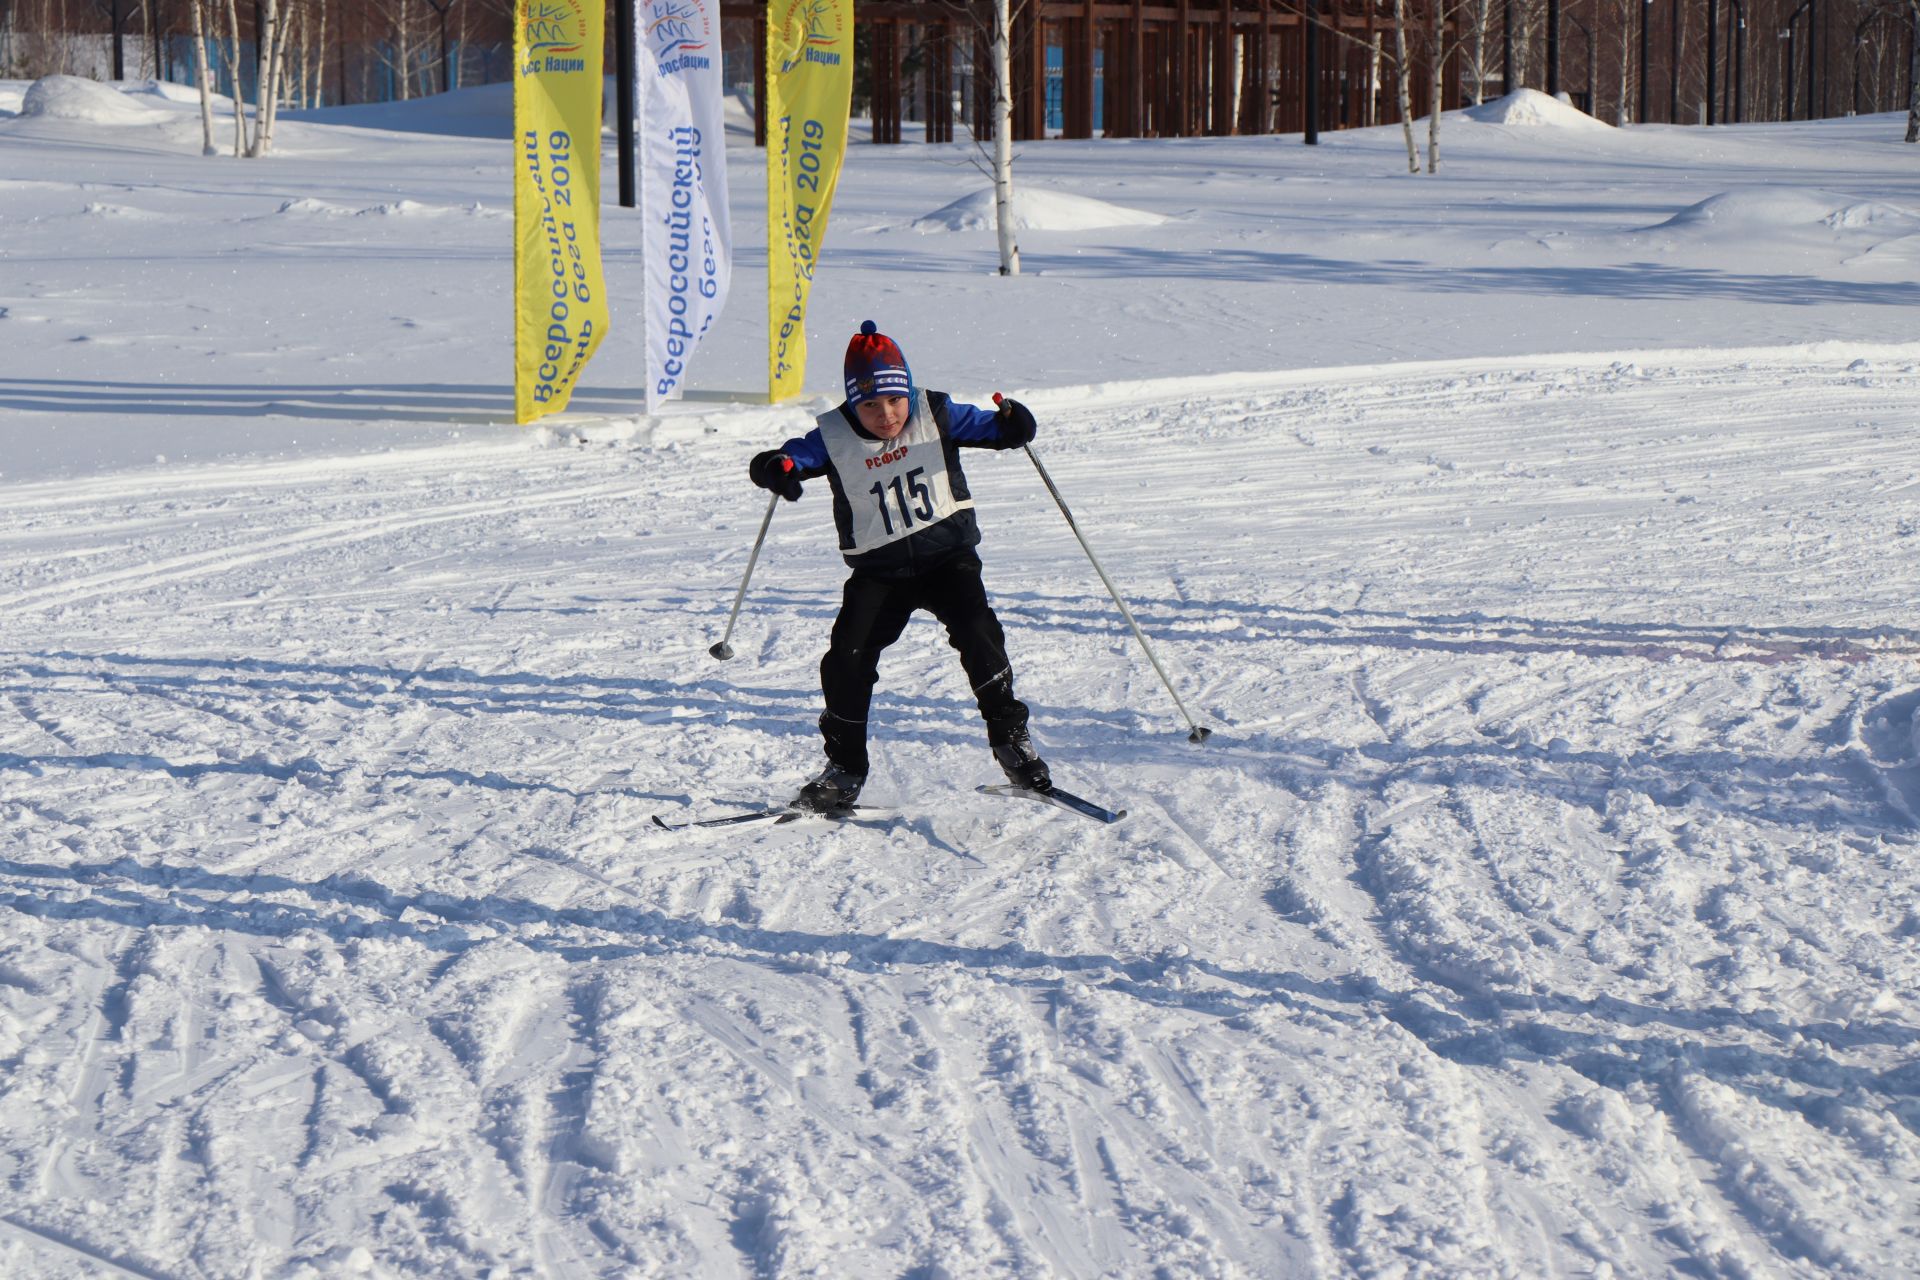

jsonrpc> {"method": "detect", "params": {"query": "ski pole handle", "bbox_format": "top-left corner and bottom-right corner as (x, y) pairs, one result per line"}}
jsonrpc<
(711, 490), (780, 661)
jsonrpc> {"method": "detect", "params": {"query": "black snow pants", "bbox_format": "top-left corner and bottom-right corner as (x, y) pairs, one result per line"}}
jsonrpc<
(818, 550), (1030, 776)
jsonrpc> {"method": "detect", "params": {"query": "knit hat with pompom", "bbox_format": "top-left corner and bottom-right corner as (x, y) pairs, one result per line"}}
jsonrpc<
(843, 320), (913, 405)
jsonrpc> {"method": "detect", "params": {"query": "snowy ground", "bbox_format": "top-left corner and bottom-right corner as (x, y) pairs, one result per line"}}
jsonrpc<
(2, 77), (1919, 1278)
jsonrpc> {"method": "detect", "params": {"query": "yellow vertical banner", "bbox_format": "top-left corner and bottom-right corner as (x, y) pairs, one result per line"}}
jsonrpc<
(765, 0), (853, 402)
(514, 0), (609, 424)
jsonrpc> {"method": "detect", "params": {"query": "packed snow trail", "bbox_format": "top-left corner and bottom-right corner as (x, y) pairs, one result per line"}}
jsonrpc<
(3, 351), (1919, 1277)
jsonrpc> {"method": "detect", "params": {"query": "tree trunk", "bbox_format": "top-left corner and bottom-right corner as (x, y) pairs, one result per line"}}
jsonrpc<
(247, 0), (276, 154)
(1369, 33), (1382, 126)
(315, 0), (328, 106)
(992, 0), (1019, 275)
(221, 0), (245, 155)
(1469, 0), (1487, 103)
(382, 0), (415, 100)
(1615, 0), (1633, 125)
(1394, 0), (1419, 172)
(263, 0), (294, 139)
(290, 2), (308, 108)
(1427, 1), (1443, 172)
(189, 0), (218, 153)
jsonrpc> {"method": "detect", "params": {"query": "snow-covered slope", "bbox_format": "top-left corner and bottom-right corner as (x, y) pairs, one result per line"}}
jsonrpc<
(1, 78), (1918, 1277)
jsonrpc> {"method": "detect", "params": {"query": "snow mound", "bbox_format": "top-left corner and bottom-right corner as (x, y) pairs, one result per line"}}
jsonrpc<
(912, 187), (1167, 232)
(1650, 189), (1920, 234)
(19, 75), (171, 125)
(273, 198), (352, 218)
(125, 78), (214, 107)
(271, 197), (504, 220)
(83, 202), (166, 220)
(1463, 88), (1612, 131)
(283, 79), (623, 140)
(1824, 200), (1920, 230)
(286, 80), (517, 138)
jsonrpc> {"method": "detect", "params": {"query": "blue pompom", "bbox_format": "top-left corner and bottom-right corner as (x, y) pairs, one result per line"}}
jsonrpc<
(860, 320), (878, 335)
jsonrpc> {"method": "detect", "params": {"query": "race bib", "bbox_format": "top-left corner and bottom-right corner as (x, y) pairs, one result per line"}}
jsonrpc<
(819, 392), (974, 553)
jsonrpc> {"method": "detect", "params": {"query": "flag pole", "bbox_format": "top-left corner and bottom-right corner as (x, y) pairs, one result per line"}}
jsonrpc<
(615, 0), (636, 208)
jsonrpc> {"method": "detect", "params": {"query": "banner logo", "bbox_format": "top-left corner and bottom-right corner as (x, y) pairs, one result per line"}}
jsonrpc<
(644, 0), (712, 74)
(522, 0), (587, 74)
(778, 0), (845, 74)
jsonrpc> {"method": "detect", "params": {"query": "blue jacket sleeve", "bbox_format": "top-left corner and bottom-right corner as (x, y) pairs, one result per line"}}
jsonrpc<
(777, 427), (831, 479)
(944, 398), (1021, 449)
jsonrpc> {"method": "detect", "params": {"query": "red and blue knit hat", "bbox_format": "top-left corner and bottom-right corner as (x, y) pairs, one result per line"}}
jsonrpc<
(844, 320), (913, 405)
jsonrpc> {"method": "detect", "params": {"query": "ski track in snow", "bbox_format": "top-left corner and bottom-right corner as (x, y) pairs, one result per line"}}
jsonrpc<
(3, 353), (1920, 1277)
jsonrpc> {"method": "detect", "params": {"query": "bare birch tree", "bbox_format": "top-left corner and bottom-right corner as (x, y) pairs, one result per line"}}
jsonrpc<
(309, 0), (328, 107)
(1391, 0), (1420, 169)
(143, 0), (159, 77)
(1289, 2), (1420, 169)
(282, 0), (301, 106)
(991, 0), (1018, 274)
(1465, 0), (1492, 102)
(186, 0), (217, 152)
(1428, 0), (1447, 168)
(1609, 0), (1635, 124)
(1418, 0), (1490, 170)
(247, 0), (294, 154)
(366, 0), (433, 100)
(218, 0), (245, 153)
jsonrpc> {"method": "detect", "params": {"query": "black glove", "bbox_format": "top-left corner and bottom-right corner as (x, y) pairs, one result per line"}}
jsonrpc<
(996, 397), (1037, 446)
(749, 450), (804, 501)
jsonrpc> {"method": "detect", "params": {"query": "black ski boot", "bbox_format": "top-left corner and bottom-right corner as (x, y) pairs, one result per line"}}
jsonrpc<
(991, 731), (1051, 793)
(794, 761), (866, 813)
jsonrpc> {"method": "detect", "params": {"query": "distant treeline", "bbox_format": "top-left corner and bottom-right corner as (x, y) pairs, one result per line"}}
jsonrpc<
(2, 1), (1913, 129)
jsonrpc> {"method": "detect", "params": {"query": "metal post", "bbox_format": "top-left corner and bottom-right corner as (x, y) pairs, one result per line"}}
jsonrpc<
(1503, 0), (1514, 94)
(1807, 0), (1819, 119)
(1304, 0), (1319, 144)
(1669, 0), (1679, 122)
(1547, 0), (1561, 97)
(1586, 22), (1595, 109)
(616, 0), (636, 208)
(1784, 24), (1797, 119)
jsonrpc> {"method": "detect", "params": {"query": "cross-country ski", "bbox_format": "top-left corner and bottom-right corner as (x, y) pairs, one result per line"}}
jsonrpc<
(650, 802), (890, 830)
(977, 782), (1128, 824)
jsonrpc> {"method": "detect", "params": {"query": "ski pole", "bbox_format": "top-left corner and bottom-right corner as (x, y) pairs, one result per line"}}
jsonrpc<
(997, 395), (1212, 744)
(710, 490), (780, 661)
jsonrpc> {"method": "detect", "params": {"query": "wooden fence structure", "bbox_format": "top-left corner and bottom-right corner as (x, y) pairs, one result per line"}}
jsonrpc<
(726, 1), (1460, 144)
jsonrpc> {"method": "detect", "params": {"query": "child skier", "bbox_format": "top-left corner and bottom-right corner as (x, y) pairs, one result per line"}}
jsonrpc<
(748, 320), (1051, 814)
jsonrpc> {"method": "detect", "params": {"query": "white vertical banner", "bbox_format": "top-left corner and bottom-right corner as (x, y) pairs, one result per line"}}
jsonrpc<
(636, 0), (732, 413)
